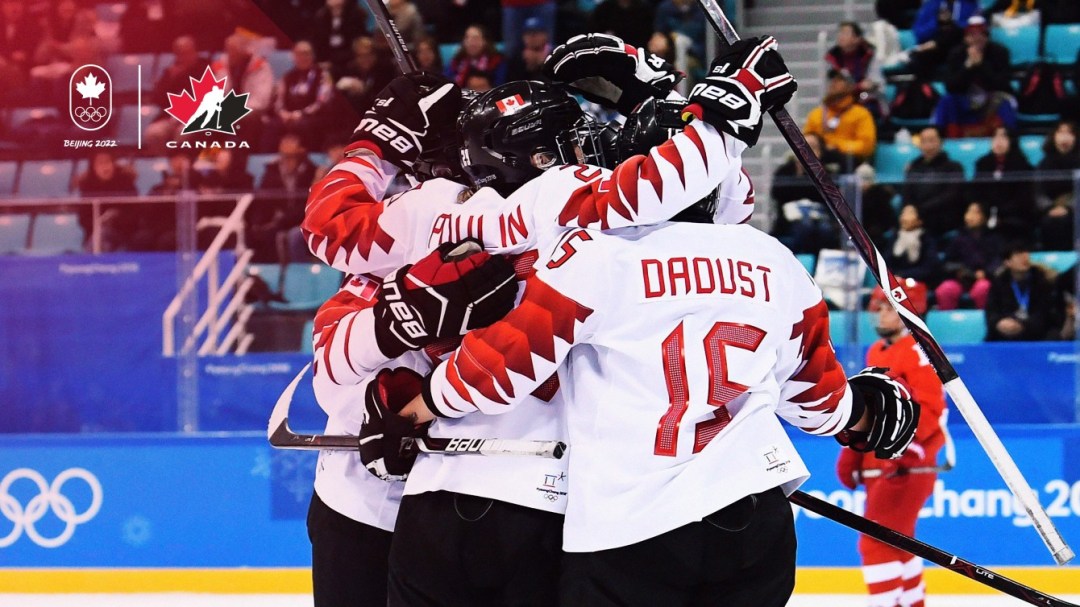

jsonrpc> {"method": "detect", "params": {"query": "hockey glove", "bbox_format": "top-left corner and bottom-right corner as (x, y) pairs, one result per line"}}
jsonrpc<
(682, 36), (797, 146)
(352, 72), (463, 170)
(359, 367), (429, 482)
(372, 239), (518, 358)
(543, 33), (684, 115)
(837, 367), (920, 460)
(836, 447), (862, 490)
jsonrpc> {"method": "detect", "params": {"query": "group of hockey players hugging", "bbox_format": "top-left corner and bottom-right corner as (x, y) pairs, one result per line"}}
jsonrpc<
(296, 30), (924, 607)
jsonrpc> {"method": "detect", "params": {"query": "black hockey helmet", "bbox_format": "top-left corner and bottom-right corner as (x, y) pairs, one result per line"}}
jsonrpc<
(458, 80), (610, 195)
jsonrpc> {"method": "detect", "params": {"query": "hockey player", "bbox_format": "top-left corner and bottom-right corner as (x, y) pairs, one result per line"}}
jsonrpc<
(302, 38), (755, 605)
(837, 280), (949, 607)
(375, 39), (921, 607)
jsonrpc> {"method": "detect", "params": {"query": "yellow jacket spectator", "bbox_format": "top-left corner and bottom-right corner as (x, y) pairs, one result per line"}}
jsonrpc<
(804, 69), (877, 161)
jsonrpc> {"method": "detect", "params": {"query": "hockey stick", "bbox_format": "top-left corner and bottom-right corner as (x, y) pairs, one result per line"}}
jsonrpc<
(855, 461), (953, 482)
(267, 363), (566, 458)
(360, 0), (417, 73)
(694, 0), (1073, 565)
(790, 491), (1078, 607)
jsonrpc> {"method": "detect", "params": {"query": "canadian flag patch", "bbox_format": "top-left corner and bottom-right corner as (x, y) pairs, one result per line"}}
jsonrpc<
(495, 94), (528, 113)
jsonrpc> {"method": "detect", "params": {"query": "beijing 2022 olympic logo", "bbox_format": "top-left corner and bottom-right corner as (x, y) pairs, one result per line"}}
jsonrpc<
(0, 468), (103, 548)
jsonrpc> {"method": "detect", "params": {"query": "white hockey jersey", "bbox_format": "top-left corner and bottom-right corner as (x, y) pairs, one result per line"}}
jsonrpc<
(424, 222), (854, 551)
(305, 120), (755, 525)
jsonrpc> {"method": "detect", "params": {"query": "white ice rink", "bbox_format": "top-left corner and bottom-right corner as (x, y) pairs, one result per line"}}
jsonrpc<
(2, 594), (1078, 606)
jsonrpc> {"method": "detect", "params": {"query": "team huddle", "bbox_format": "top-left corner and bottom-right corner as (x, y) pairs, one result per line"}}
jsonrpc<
(297, 32), (920, 607)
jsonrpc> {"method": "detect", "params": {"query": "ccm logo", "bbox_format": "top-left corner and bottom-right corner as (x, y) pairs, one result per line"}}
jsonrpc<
(356, 118), (415, 154)
(444, 438), (485, 452)
(689, 84), (748, 110)
(381, 279), (427, 339)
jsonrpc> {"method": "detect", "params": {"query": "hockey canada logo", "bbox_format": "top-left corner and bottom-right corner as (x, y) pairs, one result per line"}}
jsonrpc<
(165, 66), (251, 136)
(69, 64), (112, 132)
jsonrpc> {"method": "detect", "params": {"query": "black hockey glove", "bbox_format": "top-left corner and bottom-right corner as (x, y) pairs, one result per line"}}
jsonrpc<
(359, 367), (429, 482)
(682, 36), (797, 146)
(352, 72), (463, 170)
(543, 33), (684, 115)
(372, 239), (518, 359)
(837, 367), (920, 460)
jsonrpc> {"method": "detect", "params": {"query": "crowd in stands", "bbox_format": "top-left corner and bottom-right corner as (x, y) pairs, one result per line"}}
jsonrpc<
(1, 0), (1080, 342)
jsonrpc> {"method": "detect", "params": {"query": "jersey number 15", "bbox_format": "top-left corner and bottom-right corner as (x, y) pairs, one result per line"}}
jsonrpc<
(655, 321), (766, 457)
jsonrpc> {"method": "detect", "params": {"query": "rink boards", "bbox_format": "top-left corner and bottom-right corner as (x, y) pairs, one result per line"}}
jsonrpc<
(0, 427), (1078, 593)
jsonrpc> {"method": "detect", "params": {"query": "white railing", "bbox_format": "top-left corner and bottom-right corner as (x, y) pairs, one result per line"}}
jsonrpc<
(162, 193), (255, 357)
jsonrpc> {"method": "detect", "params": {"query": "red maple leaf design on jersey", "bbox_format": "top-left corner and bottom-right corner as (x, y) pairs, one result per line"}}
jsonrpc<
(164, 66), (227, 125)
(787, 299), (848, 431)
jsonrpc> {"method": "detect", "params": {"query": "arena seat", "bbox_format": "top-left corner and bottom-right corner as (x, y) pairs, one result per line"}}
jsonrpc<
(115, 104), (159, 148)
(1044, 24), (1080, 65)
(266, 49), (293, 80)
(873, 143), (919, 183)
(795, 253), (816, 275)
(990, 25), (1040, 65)
(270, 263), (343, 311)
(1030, 250), (1077, 274)
(27, 213), (85, 255)
(152, 52), (175, 82)
(897, 29), (916, 50)
(9, 107), (59, 132)
(17, 160), (74, 198)
(105, 53), (156, 95)
(0, 161), (16, 195)
(300, 319), (315, 354)
(0, 213), (31, 253)
(249, 262), (283, 295)
(439, 44), (457, 67)
(942, 138), (991, 178)
(1019, 135), (1044, 166)
(247, 154), (277, 187)
(133, 157), (169, 195)
(926, 309), (986, 343)
(828, 310), (879, 346)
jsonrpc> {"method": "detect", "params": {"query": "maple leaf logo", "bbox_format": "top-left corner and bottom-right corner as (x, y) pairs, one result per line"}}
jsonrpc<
(164, 66), (251, 136)
(75, 73), (106, 106)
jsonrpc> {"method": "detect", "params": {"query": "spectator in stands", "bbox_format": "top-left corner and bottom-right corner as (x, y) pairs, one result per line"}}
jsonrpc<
(309, 0), (368, 78)
(149, 150), (203, 196)
(76, 151), (139, 252)
(446, 25), (505, 88)
(646, 31), (677, 64)
(250, 132), (317, 262)
(826, 21), (886, 120)
(588, 0), (655, 49)
(0, 0), (40, 102)
(412, 36), (444, 74)
(1035, 0), (1080, 24)
(934, 16), (1017, 138)
(500, 0), (555, 61)
(269, 40), (334, 150)
(902, 126), (966, 235)
(854, 163), (898, 252)
(1037, 121), (1079, 251)
(886, 203), (942, 287)
(335, 36), (395, 113)
(936, 201), (1002, 309)
(985, 241), (1065, 340)
(654, 0), (707, 60)
(463, 68), (495, 93)
(907, 0), (977, 79)
(770, 132), (843, 254)
(875, 0), (922, 29)
(200, 149), (254, 195)
(973, 126), (1035, 240)
(388, 0), (427, 48)
(212, 34), (274, 149)
(119, 0), (169, 53)
(505, 17), (551, 82)
(804, 68), (878, 165)
(145, 35), (210, 152)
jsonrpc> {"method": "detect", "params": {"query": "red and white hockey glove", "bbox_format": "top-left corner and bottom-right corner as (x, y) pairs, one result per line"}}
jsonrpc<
(372, 239), (518, 358)
(352, 72), (463, 170)
(543, 33), (684, 115)
(682, 36), (796, 146)
(836, 447), (862, 490)
(837, 367), (920, 460)
(359, 367), (429, 482)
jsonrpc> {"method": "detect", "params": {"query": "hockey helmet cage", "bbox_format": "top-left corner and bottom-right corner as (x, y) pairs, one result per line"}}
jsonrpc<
(458, 80), (609, 195)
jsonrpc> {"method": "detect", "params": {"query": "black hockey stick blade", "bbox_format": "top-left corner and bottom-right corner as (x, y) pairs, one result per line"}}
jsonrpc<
(790, 491), (1078, 607)
(267, 362), (359, 450)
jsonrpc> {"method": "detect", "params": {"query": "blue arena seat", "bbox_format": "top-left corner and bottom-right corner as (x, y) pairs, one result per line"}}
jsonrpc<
(926, 310), (986, 344)
(9, 107), (59, 131)
(828, 310), (879, 346)
(440, 44), (458, 67)
(874, 143), (920, 183)
(114, 104), (159, 148)
(897, 29), (916, 50)
(1044, 24), (1080, 65)
(991, 25), (1040, 65)
(248, 154), (276, 187)
(1030, 251), (1077, 274)
(28, 213), (85, 254)
(300, 319), (315, 354)
(270, 263), (343, 311)
(1019, 135), (1045, 166)
(17, 160), (74, 198)
(152, 52), (175, 82)
(132, 156), (169, 195)
(795, 253), (816, 275)
(105, 53), (156, 94)
(0, 213), (31, 253)
(249, 262), (284, 294)
(0, 161), (16, 195)
(266, 49), (293, 80)
(942, 138), (991, 178)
